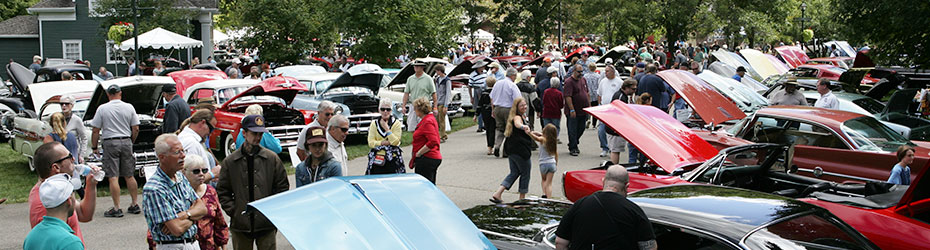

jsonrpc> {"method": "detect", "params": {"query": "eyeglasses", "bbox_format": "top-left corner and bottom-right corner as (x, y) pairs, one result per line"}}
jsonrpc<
(323, 112), (334, 117)
(337, 127), (349, 133)
(191, 168), (209, 175)
(54, 153), (73, 164)
(166, 149), (183, 156)
(379, 108), (392, 112)
(60, 103), (73, 106)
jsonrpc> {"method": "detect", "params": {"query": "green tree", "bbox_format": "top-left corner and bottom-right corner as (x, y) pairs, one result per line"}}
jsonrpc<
(0, 0), (38, 21)
(93, 0), (198, 37)
(834, 0), (929, 67)
(224, 0), (337, 63)
(329, 0), (461, 65)
(493, 0), (559, 51)
(462, 0), (493, 45)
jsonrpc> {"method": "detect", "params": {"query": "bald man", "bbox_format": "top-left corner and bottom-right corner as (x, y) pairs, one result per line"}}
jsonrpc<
(554, 166), (657, 250)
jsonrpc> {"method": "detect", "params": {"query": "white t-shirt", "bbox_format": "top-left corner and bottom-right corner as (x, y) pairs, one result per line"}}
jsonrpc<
(597, 77), (624, 105)
(815, 91), (839, 109)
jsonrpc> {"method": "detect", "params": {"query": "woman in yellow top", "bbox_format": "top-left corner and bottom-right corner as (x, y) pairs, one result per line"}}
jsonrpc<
(367, 98), (404, 174)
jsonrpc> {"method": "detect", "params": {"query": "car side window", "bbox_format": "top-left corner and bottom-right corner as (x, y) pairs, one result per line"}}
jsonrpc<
(652, 222), (732, 250)
(189, 89), (215, 105)
(745, 117), (788, 144)
(788, 122), (848, 149)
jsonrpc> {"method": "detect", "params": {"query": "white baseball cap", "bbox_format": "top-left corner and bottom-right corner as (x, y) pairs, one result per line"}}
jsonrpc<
(547, 66), (558, 74)
(40, 174), (72, 208)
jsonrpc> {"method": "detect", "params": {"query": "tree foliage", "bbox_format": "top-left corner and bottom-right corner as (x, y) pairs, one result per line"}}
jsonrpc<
(224, 0), (337, 63)
(93, 0), (197, 37)
(834, 0), (929, 67)
(493, 0), (559, 51)
(0, 0), (38, 21)
(462, 0), (492, 45)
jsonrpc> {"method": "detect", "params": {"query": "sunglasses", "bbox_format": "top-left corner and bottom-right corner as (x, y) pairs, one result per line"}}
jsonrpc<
(337, 127), (349, 133)
(191, 168), (209, 175)
(54, 153), (73, 164)
(323, 112), (334, 117)
(379, 108), (392, 112)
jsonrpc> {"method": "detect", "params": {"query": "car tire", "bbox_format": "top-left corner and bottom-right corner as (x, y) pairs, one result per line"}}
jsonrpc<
(221, 133), (236, 158)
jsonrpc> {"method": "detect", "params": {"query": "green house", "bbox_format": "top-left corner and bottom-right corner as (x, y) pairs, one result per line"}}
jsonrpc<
(0, 0), (219, 81)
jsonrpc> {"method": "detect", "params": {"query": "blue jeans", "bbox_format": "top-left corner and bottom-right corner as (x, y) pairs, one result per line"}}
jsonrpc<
(565, 113), (588, 152)
(628, 143), (645, 164)
(501, 153), (532, 194)
(597, 122), (608, 151)
(541, 118), (560, 136)
(477, 113), (484, 129)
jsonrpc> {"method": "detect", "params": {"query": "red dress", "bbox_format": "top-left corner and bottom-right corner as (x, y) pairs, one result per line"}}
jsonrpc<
(147, 185), (229, 250)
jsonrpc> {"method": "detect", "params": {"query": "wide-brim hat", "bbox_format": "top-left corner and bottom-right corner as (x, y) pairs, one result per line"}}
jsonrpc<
(471, 60), (488, 69)
(411, 60), (427, 66)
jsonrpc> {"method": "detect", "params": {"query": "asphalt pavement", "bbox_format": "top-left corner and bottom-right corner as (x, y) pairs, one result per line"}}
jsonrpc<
(0, 119), (611, 249)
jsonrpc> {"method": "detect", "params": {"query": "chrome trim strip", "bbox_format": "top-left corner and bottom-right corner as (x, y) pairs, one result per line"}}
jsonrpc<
(795, 168), (878, 182)
(478, 229), (538, 245)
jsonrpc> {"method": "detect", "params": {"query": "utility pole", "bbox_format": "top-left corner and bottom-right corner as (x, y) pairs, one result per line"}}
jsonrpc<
(120, 0), (153, 75)
(558, 0), (562, 51)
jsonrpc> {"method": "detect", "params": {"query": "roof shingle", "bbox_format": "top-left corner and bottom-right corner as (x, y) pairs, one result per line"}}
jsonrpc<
(0, 15), (39, 36)
(30, 0), (74, 9)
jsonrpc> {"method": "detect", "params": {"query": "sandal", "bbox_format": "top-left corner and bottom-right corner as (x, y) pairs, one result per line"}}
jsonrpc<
(489, 197), (503, 204)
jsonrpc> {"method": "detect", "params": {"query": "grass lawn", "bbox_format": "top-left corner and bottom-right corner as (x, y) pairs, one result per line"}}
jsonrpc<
(0, 117), (475, 203)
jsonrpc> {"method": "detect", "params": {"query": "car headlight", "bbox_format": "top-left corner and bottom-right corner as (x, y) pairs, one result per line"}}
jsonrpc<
(453, 93), (461, 101)
(334, 106), (345, 115)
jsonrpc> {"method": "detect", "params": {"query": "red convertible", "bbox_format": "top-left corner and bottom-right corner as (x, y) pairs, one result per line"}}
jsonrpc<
(563, 101), (930, 250)
(208, 76), (313, 156)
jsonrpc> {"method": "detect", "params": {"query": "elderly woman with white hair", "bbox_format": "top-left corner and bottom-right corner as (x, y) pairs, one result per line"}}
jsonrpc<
(366, 98), (404, 175)
(516, 70), (540, 130)
(234, 104), (283, 153)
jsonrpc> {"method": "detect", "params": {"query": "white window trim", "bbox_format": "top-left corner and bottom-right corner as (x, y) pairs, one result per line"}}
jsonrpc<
(105, 40), (125, 64)
(62, 39), (82, 60)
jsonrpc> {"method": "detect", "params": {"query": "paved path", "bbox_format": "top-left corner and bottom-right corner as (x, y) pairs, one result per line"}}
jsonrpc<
(0, 120), (612, 249)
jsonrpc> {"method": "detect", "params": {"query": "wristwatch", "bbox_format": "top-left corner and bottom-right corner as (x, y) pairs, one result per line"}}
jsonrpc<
(186, 211), (193, 221)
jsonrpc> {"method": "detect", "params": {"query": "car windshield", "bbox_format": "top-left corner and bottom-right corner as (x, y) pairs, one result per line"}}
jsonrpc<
(744, 213), (871, 250)
(217, 87), (249, 104)
(851, 98), (886, 115)
(825, 66), (847, 75)
(230, 95), (285, 106)
(315, 80), (334, 93)
(841, 116), (912, 152)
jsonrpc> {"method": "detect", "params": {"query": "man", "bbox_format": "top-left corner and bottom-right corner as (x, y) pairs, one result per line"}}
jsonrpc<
(654, 46), (667, 68)
(733, 66), (747, 82)
(535, 57), (552, 85)
(554, 165), (657, 250)
(583, 63), (602, 121)
(489, 68), (523, 156)
(402, 60), (438, 131)
(23, 174), (84, 250)
(327, 115), (350, 175)
(632, 62), (646, 82)
(226, 58), (242, 79)
(674, 50), (689, 68)
(178, 109), (221, 182)
(434, 65), (452, 141)
(29, 55), (42, 72)
(469, 61), (489, 133)
(489, 62), (505, 81)
(636, 64), (669, 112)
(638, 48), (653, 63)
(218, 115), (289, 250)
(143, 134), (207, 249)
(612, 79), (642, 163)
(60, 95), (88, 162)
(296, 101), (336, 161)
(28, 142), (99, 244)
(694, 44), (706, 69)
(83, 60), (91, 69)
(596, 65), (623, 158)
(98, 66), (114, 80)
(814, 79), (838, 109)
(829, 44), (846, 57)
(768, 81), (809, 106)
(127, 58), (139, 76)
(564, 64), (590, 156)
(162, 84), (191, 134)
(90, 84), (141, 218)
(61, 71), (73, 81)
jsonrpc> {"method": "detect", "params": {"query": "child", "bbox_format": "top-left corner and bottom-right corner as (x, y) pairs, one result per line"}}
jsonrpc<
(533, 124), (559, 198)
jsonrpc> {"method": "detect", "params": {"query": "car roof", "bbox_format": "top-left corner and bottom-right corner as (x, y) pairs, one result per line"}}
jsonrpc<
(757, 105), (866, 128)
(188, 79), (260, 89)
(291, 72), (342, 82)
(630, 184), (826, 243)
(101, 75), (174, 88)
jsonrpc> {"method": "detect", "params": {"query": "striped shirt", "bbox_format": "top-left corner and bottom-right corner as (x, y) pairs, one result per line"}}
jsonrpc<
(143, 167), (199, 242)
(469, 71), (487, 88)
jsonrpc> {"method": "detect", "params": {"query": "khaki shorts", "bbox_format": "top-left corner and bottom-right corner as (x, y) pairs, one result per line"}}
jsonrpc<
(102, 138), (135, 177)
(607, 134), (627, 153)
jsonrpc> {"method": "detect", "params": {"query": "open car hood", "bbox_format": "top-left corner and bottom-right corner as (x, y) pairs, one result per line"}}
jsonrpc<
(168, 70), (228, 96)
(28, 80), (98, 110)
(698, 72), (768, 112)
(595, 45), (634, 65)
(6, 62), (34, 93)
(740, 49), (785, 79)
(521, 51), (564, 69)
(775, 46), (810, 68)
(328, 63), (388, 91)
(84, 76), (174, 121)
(221, 76), (307, 109)
(387, 58), (449, 87)
(249, 174), (495, 249)
(447, 55), (493, 78)
(712, 49), (762, 81)
(657, 70), (746, 124)
(585, 102), (719, 173)
(883, 88), (918, 115)
(564, 46), (595, 63)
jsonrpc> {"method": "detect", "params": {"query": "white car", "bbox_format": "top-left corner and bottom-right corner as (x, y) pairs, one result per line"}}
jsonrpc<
(381, 58), (464, 118)
(9, 80), (96, 170)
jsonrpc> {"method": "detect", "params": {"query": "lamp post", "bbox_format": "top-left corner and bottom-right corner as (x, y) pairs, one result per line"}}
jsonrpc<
(800, 2), (807, 35)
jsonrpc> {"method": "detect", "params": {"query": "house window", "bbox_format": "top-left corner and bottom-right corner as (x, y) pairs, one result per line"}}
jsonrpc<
(62, 40), (82, 60)
(106, 40), (126, 64)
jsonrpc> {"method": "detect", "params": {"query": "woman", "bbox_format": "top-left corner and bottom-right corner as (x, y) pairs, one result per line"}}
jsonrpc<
(490, 98), (537, 203)
(295, 126), (342, 187)
(410, 97), (442, 184)
(234, 104), (283, 153)
(152, 60), (166, 76)
(44, 112), (80, 163)
(477, 78), (497, 155)
(367, 98), (404, 175)
(148, 155), (229, 250)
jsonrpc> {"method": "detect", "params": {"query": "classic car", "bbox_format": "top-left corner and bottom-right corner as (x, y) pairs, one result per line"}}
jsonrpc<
(10, 81), (95, 170)
(711, 48), (763, 81)
(775, 45), (810, 69)
(209, 76), (312, 156)
(467, 185), (880, 250)
(383, 59), (464, 118)
(272, 65), (327, 78)
(448, 56), (497, 111)
(739, 49), (789, 80)
(697, 71), (768, 113)
(492, 56), (533, 69)
(564, 101), (927, 249)
(517, 51), (563, 75)
(248, 174), (496, 249)
(182, 79), (260, 108)
(167, 69), (229, 96)
(5, 62), (97, 112)
(823, 40), (858, 58)
(291, 69), (403, 135)
(808, 57), (855, 69)
(595, 45), (635, 66)
(655, 70), (746, 126)
(705, 61), (768, 92)
(84, 76), (177, 179)
(798, 89), (930, 141)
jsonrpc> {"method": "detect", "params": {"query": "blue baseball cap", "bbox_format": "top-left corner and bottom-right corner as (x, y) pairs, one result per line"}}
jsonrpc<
(241, 115), (269, 133)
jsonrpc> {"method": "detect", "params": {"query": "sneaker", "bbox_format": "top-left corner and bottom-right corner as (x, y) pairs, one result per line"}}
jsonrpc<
(104, 207), (124, 218)
(493, 148), (500, 157)
(477, 128), (485, 133)
(599, 150), (608, 157)
(127, 204), (141, 214)
(570, 150), (579, 156)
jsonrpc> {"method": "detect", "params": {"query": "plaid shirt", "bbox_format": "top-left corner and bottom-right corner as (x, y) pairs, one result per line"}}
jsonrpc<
(143, 167), (198, 242)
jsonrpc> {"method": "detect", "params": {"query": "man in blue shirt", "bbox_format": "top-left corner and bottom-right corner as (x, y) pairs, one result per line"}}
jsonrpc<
(889, 146), (914, 185)
(733, 66), (746, 82)
(143, 134), (207, 248)
(24, 174), (83, 250)
(636, 64), (670, 112)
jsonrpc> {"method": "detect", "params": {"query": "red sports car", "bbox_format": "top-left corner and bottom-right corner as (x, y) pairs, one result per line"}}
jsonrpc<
(167, 69), (229, 96)
(563, 101), (930, 250)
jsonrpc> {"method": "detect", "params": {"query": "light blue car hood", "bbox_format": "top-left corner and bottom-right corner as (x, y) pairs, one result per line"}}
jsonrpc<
(249, 174), (496, 250)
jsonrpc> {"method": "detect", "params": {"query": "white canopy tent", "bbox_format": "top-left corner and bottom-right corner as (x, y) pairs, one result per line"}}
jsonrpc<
(456, 29), (495, 43)
(119, 27), (203, 50)
(213, 29), (230, 44)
